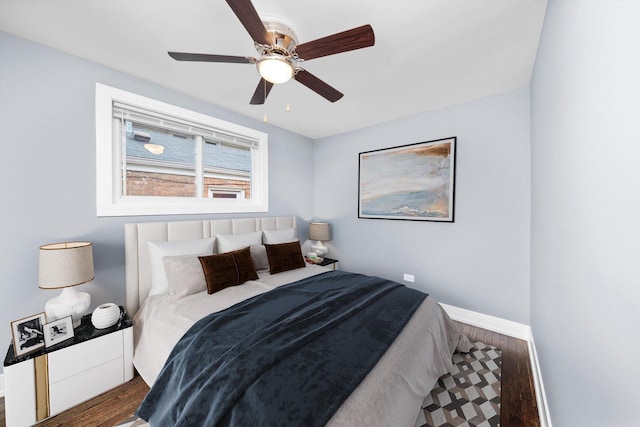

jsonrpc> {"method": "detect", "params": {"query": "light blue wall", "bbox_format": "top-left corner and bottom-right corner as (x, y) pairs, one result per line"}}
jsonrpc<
(531, 1), (640, 425)
(0, 31), (315, 371)
(314, 88), (531, 324)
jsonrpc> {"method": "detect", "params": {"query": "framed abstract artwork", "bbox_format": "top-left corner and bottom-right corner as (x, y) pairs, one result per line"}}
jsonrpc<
(358, 137), (456, 222)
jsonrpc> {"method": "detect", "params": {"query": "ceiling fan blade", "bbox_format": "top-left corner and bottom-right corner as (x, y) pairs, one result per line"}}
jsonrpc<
(294, 24), (375, 61)
(295, 70), (344, 103)
(168, 52), (255, 64)
(226, 0), (273, 46)
(250, 78), (274, 105)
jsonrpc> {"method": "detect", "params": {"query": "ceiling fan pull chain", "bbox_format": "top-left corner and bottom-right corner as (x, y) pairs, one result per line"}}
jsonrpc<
(286, 81), (291, 112)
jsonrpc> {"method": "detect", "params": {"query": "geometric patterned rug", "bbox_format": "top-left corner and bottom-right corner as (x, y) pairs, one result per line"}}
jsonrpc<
(115, 341), (501, 427)
(416, 341), (502, 427)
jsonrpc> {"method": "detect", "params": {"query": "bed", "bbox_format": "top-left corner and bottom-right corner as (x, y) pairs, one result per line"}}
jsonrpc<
(125, 216), (468, 426)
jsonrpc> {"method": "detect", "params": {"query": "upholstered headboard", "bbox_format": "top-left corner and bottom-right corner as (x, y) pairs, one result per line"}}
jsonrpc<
(124, 216), (297, 317)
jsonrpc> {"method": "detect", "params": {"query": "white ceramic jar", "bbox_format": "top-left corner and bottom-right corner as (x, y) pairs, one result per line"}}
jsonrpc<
(91, 303), (120, 329)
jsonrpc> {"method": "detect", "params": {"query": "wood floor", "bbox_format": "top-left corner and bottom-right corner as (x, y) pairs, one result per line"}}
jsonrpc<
(0, 323), (540, 427)
(457, 322), (540, 427)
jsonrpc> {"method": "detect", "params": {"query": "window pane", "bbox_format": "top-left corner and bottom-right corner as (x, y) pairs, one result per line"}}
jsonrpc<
(123, 123), (196, 197)
(202, 140), (251, 199)
(97, 84), (268, 216)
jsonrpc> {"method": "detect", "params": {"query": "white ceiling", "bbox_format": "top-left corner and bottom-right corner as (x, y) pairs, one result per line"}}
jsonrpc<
(0, 0), (547, 139)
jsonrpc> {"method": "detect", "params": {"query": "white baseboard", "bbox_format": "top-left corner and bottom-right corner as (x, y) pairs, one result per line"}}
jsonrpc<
(528, 332), (553, 427)
(0, 372), (4, 398)
(440, 303), (551, 427)
(440, 303), (531, 340)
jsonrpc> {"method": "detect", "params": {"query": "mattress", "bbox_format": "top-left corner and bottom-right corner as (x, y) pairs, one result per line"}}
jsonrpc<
(132, 264), (467, 426)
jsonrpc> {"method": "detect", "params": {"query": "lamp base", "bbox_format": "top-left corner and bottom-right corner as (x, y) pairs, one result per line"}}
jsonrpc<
(45, 287), (91, 328)
(310, 241), (328, 258)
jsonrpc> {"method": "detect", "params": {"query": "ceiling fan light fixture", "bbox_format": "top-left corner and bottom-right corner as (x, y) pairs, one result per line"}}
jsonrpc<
(144, 143), (165, 155)
(257, 54), (294, 84)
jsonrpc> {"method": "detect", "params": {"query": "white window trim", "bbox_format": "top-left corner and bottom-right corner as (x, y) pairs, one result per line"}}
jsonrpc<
(95, 83), (268, 216)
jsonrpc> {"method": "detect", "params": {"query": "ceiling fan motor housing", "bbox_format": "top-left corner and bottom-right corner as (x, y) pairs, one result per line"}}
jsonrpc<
(261, 21), (298, 53)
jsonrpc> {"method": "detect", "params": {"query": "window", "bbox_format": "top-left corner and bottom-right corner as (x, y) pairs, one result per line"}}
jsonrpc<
(96, 84), (268, 216)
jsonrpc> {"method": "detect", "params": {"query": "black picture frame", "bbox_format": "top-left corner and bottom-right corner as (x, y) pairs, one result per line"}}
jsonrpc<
(358, 137), (456, 222)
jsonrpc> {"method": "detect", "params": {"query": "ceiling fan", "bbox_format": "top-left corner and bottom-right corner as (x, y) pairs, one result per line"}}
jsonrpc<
(168, 0), (375, 105)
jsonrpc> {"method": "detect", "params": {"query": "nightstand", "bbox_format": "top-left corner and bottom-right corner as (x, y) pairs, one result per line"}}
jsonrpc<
(317, 257), (339, 270)
(3, 307), (133, 427)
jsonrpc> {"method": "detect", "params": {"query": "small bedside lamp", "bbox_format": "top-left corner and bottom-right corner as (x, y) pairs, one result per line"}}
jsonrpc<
(309, 222), (331, 258)
(39, 242), (94, 327)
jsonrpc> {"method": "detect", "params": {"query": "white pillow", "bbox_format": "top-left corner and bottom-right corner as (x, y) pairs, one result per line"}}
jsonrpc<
(163, 255), (207, 300)
(262, 228), (296, 244)
(147, 238), (214, 296)
(216, 231), (263, 253)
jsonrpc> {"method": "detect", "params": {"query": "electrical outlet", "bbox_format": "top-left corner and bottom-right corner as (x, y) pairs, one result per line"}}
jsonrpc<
(403, 273), (415, 283)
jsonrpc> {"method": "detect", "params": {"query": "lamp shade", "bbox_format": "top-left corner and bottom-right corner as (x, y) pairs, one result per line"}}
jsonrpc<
(309, 222), (330, 242)
(39, 242), (94, 326)
(39, 242), (94, 289)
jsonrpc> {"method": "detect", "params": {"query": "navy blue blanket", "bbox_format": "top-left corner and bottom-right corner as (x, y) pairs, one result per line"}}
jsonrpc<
(136, 270), (427, 427)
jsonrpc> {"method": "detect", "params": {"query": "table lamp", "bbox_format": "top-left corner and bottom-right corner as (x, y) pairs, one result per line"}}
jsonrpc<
(309, 222), (331, 258)
(39, 242), (94, 327)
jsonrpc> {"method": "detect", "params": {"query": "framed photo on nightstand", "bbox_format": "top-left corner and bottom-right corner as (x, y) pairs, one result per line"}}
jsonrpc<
(43, 316), (75, 347)
(10, 312), (46, 357)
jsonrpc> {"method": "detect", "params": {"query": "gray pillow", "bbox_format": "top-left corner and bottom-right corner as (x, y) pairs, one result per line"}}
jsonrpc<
(163, 255), (207, 300)
(250, 245), (270, 271)
(147, 238), (214, 296)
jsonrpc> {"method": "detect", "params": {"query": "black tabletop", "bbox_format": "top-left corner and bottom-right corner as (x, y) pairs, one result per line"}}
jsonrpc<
(4, 306), (132, 367)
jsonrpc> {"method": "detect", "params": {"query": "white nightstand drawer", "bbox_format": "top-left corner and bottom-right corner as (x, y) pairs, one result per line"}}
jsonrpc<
(48, 331), (123, 383)
(49, 357), (124, 414)
(4, 359), (37, 427)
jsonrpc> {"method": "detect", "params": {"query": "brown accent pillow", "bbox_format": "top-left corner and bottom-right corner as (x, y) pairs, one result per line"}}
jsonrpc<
(232, 246), (260, 283)
(264, 241), (306, 274)
(199, 247), (258, 294)
(198, 253), (237, 294)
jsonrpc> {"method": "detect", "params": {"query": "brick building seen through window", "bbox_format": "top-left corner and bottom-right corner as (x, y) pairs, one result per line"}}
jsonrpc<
(124, 124), (251, 199)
